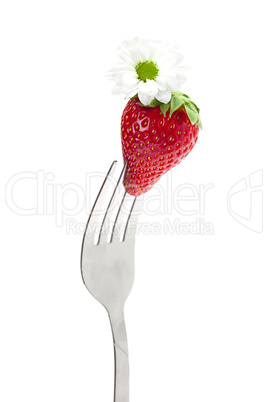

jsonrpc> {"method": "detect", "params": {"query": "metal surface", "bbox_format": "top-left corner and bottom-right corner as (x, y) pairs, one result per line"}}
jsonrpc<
(81, 161), (143, 402)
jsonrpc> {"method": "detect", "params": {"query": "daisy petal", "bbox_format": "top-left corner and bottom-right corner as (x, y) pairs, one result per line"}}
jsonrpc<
(122, 72), (139, 86)
(138, 79), (158, 97)
(178, 65), (191, 71)
(155, 89), (172, 104)
(112, 86), (123, 95)
(155, 76), (168, 91)
(138, 91), (154, 106)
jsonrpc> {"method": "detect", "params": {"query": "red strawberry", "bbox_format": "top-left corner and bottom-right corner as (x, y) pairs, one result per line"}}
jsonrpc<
(121, 92), (202, 196)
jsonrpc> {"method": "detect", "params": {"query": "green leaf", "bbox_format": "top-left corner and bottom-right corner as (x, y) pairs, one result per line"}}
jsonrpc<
(189, 100), (200, 114)
(160, 103), (170, 116)
(197, 119), (203, 130)
(186, 101), (199, 114)
(172, 91), (183, 97)
(185, 105), (198, 125)
(170, 94), (184, 116)
(149, 98), (162, 107)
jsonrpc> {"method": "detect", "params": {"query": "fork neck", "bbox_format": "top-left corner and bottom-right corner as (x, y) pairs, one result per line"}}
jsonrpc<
(108, 310), (130, 402)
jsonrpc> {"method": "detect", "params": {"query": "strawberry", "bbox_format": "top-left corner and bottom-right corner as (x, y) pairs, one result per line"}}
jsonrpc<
(121, 92), (202, 196)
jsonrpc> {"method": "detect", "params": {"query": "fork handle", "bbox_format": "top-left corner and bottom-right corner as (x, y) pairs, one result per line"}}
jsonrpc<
(109, 311), (130, 402)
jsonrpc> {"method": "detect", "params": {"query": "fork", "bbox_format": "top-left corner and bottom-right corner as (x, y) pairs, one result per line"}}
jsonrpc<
(80, 161), (143, 402)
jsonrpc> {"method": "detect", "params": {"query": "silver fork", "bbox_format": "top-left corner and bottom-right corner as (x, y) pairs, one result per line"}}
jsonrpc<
(80, 161), (143, 402)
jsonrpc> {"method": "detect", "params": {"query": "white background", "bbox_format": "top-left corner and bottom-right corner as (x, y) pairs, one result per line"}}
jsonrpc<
(0, 0), (267, 401)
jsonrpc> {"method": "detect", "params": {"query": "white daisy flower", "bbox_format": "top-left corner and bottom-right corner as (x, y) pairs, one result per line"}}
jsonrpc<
(107, 37), (189, 106)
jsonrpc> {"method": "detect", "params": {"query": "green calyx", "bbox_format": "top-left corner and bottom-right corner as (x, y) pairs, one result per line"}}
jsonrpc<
(135, 60), (159, 82)
(139, 92), (202, 129)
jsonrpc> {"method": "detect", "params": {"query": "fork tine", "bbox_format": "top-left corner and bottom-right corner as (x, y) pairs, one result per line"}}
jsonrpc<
(123, 195), (143, 243)
(110, 190), (135, 242)
(98, 162), (127, 244)
(81, 161), (117, 249)
(110, 190), (128, 242)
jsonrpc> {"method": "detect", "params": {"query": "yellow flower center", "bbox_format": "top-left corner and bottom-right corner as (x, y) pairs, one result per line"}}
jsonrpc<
(135, 60), (159, 82)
